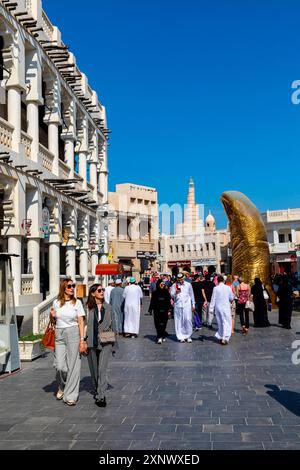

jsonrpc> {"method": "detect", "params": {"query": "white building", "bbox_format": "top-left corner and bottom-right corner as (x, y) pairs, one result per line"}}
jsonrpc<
(0, 0), (109, 331)
(160, 178), (230, 274)
(261, 209), (300, 274)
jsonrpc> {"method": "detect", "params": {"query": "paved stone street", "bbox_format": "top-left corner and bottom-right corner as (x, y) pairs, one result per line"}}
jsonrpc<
(1, 298), (300, 450)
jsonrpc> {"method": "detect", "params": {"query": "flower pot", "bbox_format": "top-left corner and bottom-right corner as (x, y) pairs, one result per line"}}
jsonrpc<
(18, 339), (45, 361)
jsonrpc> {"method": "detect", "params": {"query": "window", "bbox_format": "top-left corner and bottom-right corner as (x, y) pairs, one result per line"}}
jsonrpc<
(194, 244), (197, 252)
(206, 243), (209, 251)
(175, 245), (179, 253)
(74, 154), (79, 174)
(181, 245), (184, 252)
(288, 233), (292, 242)
(130, 198), (136, 204)
(212, 242), (216, 251)
(170, 246), (173, 254)
(187, 244), (191, 252)
(279, 234), (285, 243)
(138, 199), (142, 204)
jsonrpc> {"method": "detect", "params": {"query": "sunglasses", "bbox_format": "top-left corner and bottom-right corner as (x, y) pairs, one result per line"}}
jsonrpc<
(66, 283), (76, 289)
(96, 288), (105, 293)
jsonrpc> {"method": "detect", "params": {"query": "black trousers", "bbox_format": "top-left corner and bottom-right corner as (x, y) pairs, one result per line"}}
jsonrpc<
(237, 303), (249, 329)
(154, 311), (169, 338)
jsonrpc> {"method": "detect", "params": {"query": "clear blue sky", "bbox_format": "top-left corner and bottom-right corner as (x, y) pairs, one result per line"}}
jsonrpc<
(44, 0), (300, 229)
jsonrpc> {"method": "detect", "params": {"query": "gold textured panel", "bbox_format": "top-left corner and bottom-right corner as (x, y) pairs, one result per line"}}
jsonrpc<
(221, 191), (271, 289)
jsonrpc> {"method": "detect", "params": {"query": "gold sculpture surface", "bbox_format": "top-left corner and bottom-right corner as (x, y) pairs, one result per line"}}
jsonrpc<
(221, 191), (270, 287)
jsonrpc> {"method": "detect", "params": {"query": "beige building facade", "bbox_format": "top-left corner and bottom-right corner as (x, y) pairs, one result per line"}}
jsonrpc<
(108, 184), (159, 280)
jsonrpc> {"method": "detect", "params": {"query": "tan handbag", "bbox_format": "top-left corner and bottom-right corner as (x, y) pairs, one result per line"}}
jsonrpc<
(99, 330), (116, 343)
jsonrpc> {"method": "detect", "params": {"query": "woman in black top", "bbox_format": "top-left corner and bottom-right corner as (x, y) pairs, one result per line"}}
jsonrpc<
(277, 276), (294, 329)
(148, 280), (172, 344)
(251, 278), (271, 327)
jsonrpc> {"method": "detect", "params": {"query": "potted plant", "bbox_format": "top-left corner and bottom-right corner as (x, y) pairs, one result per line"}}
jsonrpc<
(18, 334), (45, 361)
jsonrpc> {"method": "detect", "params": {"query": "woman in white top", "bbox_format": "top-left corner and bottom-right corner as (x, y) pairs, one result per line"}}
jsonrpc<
(50, 279), (86, 405)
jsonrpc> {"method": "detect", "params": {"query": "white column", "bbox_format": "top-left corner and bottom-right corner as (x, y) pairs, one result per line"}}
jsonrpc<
(48, 122), (59, 176)
(27, 238), (40, 293)
(7, 87), (21, 152)
(79, 249), (89, 288)
(64, 139), (75, 178)
(79, 151), (87, 189)
(27, 101), (39, 162)
(66, 245), (76, 281)
(49, 242), (60, 294)
(273, 230), (279, 244)
(91, 252), (99, 277)
(291, 228), (296, 243)
(8, 236), (22, 305)
(90, 162), (98, 201)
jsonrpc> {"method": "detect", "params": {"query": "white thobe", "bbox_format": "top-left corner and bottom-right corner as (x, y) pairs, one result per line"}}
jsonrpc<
(123, 285), (143, 335)
(170, 281), (195, 340)
(104, 285), (114, 304)
(209, 283), (234, 342)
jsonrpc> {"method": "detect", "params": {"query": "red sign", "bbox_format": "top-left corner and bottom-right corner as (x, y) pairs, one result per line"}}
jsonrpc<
(95, 264), (124, 275)
(167, 260), (192, 268)
(290, 254), (297, 262)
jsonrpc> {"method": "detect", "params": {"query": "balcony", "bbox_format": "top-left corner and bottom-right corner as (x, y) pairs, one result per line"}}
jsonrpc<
(59, 160), (71, 179)
(21, 275), (34, 295)
(139, 242), (155, 251)
(39, 144), (55, 172)
(0, 117), (13, 149)
(117, 240), (136, 258)
(269, 242), (295, 254)
(21, 131), (32, 159)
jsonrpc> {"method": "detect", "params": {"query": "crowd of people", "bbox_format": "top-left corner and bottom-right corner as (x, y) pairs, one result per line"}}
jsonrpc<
(48, 270), (297, 408)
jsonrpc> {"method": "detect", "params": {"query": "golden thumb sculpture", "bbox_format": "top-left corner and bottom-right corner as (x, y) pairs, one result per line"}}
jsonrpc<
(221, 191), (271, 288)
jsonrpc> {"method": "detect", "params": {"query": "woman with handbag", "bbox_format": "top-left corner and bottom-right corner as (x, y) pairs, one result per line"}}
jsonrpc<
(251, 278), (271, 327)
(50, 279), (86, 406)
(148, 279), (172, 344)
(85, 284), (117, 408)
(237, 277), (251, 334)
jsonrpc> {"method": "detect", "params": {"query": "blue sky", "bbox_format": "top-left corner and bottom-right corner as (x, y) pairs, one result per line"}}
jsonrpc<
(44, 0), (300, 230)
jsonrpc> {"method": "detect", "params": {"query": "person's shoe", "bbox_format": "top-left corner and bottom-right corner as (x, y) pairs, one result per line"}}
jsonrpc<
(242, 326), (247, 335)
(195, 327), (202, 331)
(131, 335), (136, 338)
(187, 338), (192, 343)
(56, 389), (64, 400)
(162, 338), (166, 342)
(202, 322), (207, 327)
(157, 338), (163, 344)
(65, 400), (77, 406)
(180, 339), (185, 343)
(221, 340), (227, 346)
(95, 397), (107, 407)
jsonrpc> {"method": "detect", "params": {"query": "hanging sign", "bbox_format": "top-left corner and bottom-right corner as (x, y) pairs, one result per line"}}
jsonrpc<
(42, 207), (50, 240)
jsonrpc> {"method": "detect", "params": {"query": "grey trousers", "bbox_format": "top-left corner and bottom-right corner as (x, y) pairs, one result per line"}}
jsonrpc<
(87, 344), (112, 400)
(203, 302), (214, 325)
(55, 326), (81, 402)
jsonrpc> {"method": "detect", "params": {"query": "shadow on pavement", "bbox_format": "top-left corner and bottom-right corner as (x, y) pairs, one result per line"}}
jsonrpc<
(265, 384), (300, 416)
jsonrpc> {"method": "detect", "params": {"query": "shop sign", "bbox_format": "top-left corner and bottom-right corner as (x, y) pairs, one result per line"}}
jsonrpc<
(192, 258), (217, 267)
(41, 207), (50, 240)
(137, 251), (157, 260)
(296, 251), (300, 257)
(21, 219), (32, 237)
(167, 260), (192, 268)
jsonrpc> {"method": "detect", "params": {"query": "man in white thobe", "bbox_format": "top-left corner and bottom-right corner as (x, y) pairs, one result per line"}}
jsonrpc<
(170, 273), (195, 343)
(123, 277), (143, 338)
(104, 279), (115, 304)
(209, 275), (235, 345)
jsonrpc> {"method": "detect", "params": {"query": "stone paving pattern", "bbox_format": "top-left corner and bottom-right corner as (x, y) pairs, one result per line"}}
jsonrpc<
(0, 299), (300, 450)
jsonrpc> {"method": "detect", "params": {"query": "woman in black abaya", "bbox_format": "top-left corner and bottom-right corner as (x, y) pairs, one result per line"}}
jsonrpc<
(251, 278), (271, 327)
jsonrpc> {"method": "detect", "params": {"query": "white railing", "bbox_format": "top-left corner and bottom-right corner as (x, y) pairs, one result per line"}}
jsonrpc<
(21, 274), (34, 295)
(39, 144), (54, 172)
(33, 294), (57, 335)
(42, 11), (54, 41)
(0, 117), (13, 149)
(269, 242), (295, 253)
(266, 209), (300, 222)
(21, 131), (32, 159)
(59, 160), (71, 179)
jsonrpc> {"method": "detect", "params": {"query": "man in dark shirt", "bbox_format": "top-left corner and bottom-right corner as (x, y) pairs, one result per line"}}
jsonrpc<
(202, 274), (215, 329)
(192, 274), (205, 330)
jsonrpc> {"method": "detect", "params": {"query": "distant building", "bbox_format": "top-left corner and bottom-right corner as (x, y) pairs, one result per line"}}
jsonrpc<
(108, 183), (159, 279)
(261, 209), (300, 274)
(159, 178), (230, 274)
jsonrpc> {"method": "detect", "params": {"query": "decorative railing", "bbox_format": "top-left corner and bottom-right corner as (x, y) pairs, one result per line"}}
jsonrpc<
(0, 117), (13, 149)
(21, 274), (34, 295)
(33, 294), (57, 335)
(59, 160), (71, 179)
(21, 131), (32, 159)
(269, 242), (295, 253)
(39, 144), (54, 172)
(42, 11), (54, 41)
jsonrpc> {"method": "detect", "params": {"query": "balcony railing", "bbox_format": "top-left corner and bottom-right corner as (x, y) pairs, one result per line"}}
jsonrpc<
(59, 160), (71, 179)
(39, 144), (55, 172)
(21, 131), (32, 159)
(42, 11), (54, 41)
(117, 240), (136, 257)
(269, 242), (295, 253)
(21, 274), (34, 295)
(0, 117), (13, 149)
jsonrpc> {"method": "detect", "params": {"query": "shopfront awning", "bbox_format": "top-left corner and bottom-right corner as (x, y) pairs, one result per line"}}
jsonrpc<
(95, 264), (123, 275)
